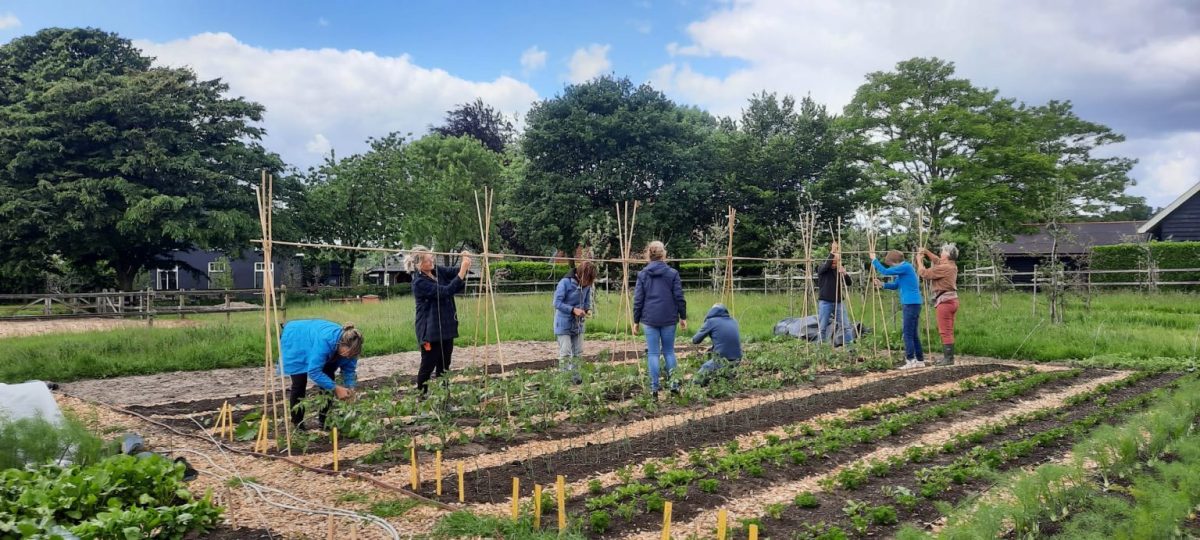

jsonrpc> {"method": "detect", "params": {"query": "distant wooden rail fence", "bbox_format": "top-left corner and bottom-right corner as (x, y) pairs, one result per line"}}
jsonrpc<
(0, 288), (285, 324)
(960, 266), (1200, 292)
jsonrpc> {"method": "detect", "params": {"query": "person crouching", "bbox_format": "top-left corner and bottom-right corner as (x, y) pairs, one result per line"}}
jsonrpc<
(692, 303), (743, 387)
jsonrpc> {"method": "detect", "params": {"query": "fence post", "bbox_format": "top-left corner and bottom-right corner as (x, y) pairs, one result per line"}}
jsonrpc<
(147, 288), (156, 327)
(225, 293), (231, 322)
(178, 292), (186, 320)
(280, 285), (287, 320)
(1031, 264), (1038, 317)
(43, 297), (51, 316)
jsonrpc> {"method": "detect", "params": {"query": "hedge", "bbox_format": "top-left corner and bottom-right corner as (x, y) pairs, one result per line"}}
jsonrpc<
(1090, 241), (1200, 285)
(490, 261), (570, 282)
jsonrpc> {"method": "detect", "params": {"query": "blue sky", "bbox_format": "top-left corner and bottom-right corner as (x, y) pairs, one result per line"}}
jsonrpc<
(2, 0), (1198, 208)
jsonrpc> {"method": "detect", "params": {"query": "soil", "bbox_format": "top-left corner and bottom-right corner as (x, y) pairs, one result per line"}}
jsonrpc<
(759, 371), (1183, 538)
(0, 316), (196, 338)
(64, 339), (648, 407)
(196, 525), (275, 539)
(438, 364), (1014, 505)
(587, 368), (1109, 537)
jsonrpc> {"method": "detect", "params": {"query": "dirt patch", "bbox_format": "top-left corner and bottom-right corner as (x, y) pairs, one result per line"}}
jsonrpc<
(762, 371), (1182, 538)
(0, 317), (196, 339)
(61, 340), (646, 407)
(445, 364), (1011, 504)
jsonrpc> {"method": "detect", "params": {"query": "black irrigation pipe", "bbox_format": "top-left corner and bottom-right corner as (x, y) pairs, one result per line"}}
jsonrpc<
(59, 390), (454, 511)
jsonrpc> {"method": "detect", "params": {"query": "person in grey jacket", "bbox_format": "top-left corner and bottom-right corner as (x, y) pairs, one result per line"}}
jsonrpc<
(633, 241), (687, 398)
(552, 261), (596, 384)
(692, 303), (743, 387)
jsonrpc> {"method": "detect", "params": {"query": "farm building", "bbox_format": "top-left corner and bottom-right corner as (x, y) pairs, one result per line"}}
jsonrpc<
(152, 249), (307, 291)
(1139, 180), (1200, 241)
(994, 221), (1147, 281)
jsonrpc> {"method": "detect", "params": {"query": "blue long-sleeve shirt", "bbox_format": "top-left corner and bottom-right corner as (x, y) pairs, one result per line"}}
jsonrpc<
(872, 259), (923, 305)
(280, 319), (357, 390)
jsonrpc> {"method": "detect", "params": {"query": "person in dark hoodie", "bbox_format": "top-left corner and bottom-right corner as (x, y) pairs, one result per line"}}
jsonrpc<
(407, 246), (472, 396)
(552, 261), (596, 384)
(633, 241), (687, 398)
(816, 241), (854, 347)
(691, 303), (743, 387)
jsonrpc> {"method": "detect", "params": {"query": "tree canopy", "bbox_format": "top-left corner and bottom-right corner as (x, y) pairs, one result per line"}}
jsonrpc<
(0, 28), (280, 291)
(431, 98), (515, 154)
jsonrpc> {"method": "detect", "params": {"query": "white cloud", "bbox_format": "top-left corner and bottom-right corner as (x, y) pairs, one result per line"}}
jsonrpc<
(567, 44), (612, 83)
(1120, 131), (1200, 208)
(305, 133), (332, 156)
(654, 0), (1200, 127)
(134, 33), (539, 169)
(0, 13), (21, 30)
(520, 46), (547, 75)
(317, 17), (330, 27)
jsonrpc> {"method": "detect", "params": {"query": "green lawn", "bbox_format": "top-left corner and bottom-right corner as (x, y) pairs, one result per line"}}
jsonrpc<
(3, 290), (1197, 383)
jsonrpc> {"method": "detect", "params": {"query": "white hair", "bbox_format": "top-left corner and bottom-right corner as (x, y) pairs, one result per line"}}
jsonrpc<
(941, 243), (959, 261)
(405, 246), (433, 272)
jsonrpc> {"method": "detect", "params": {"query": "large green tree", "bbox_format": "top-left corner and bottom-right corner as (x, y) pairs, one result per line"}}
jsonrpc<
(712, 92), (864, 254)
(840, 57), (1134, 239)
(508, 76), (719, 254)
(0, 28), (280, 291)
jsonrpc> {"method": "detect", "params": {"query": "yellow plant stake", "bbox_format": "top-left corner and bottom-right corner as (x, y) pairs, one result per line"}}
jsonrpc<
(661, 501), (672, 540)
(557, 475), (566, 531)
(410, 444), (419, 490)
(511, 477), (520, 520)
(717, 508), (727, 540)
(457, 462), (465, 503)
(436, 450), (443, 496)
(332, 427), (339, 472)
(213, 403), (226, 437)
(534, 484), (543, 529)
(748, 524), (758, 540)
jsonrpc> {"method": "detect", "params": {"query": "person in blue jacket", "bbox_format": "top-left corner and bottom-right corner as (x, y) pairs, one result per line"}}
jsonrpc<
(872, 249), (925, 369)
(553, 261), (596, 385)
(691, 303), (743, 387)
(408, 246), (472, 396)
(633, 241), (687, 398)
(280, 319), (363, 428)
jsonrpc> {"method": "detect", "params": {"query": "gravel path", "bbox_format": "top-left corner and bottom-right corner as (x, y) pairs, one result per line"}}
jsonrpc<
(61, 340), (641, 407)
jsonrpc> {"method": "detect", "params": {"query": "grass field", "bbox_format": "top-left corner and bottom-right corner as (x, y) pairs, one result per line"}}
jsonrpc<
(2, 290), (1198, 383)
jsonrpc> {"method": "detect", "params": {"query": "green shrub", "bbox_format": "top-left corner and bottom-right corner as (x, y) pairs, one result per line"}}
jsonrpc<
(491, 262), (570, 282)
(868, 504), (898, 525)
(0, 414), (114, 470)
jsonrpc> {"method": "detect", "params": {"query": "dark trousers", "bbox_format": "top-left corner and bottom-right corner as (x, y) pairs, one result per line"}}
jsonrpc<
(289, 361), (338, 426)
(416, 339), (454, 394)
(901, 303), (924, 361)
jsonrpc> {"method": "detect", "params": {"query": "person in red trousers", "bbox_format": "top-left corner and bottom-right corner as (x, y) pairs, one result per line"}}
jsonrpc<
(917, 244), (959, 366)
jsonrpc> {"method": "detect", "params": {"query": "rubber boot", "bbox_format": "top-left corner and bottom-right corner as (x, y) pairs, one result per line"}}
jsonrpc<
(937, 344), (955, 366)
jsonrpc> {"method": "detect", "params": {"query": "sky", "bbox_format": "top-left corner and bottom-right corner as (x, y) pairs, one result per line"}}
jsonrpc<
(1, 0), (1197, 209)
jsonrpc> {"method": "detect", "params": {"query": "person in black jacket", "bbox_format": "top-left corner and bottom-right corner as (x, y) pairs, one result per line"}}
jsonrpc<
(633, 241), (687, 398)
(816, 241), (854, 347)
(406, 246), (472, 396)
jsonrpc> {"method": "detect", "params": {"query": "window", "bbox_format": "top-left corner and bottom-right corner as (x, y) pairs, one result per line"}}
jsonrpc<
(156, 266), (179, 290)
(254, 262), (275, 288)
(208, 261), (229, 274)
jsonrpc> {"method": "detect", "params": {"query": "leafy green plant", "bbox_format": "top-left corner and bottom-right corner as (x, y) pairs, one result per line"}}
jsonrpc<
(370, 498), (421, 517)
(587, 479), (603, 495)
(794, 491), (820, 508)
(764, 502), (785, 519)
(868, 504), (898, 525)
(589, 510), (611, 534)
(698, 478), (719, 493)
(0, 414), (114, 469)
(644, 493), (665, 513)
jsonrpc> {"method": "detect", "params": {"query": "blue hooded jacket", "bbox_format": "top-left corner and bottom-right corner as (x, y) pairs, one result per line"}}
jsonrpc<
(633, 260), (687, 327)
(413, 265), (465, 343)
(552, 270), (594, 336)
(873, 259), (923, 305)
(691, 304), (742, 360)
(280, 319), (357, 390)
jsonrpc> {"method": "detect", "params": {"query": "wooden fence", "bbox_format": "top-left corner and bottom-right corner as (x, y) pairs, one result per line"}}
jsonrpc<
(0, 288), (286, 324)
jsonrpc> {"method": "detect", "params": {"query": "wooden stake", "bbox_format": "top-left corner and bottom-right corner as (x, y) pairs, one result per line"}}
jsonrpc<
(349, 522), (358, 540)
(557, 475), (566, 531)
(748, 523), (758, 540)
(332, 427), (339, 472)
(457, 462), (465, 503)
(436, 450), (443, 496)
(511, 477), (520, 520)
(717, 508), (727, 540)
(326, 514), (334, 540)
(410, 444), (419, 490)
(661, 501), (672, 540)
(534, 484), (543, 529)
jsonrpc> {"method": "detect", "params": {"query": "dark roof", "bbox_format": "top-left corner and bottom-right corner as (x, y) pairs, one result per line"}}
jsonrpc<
(995, 221), (1147, 256)
(365, 254), (407, 274)
(1139, 180), (1200, 234)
